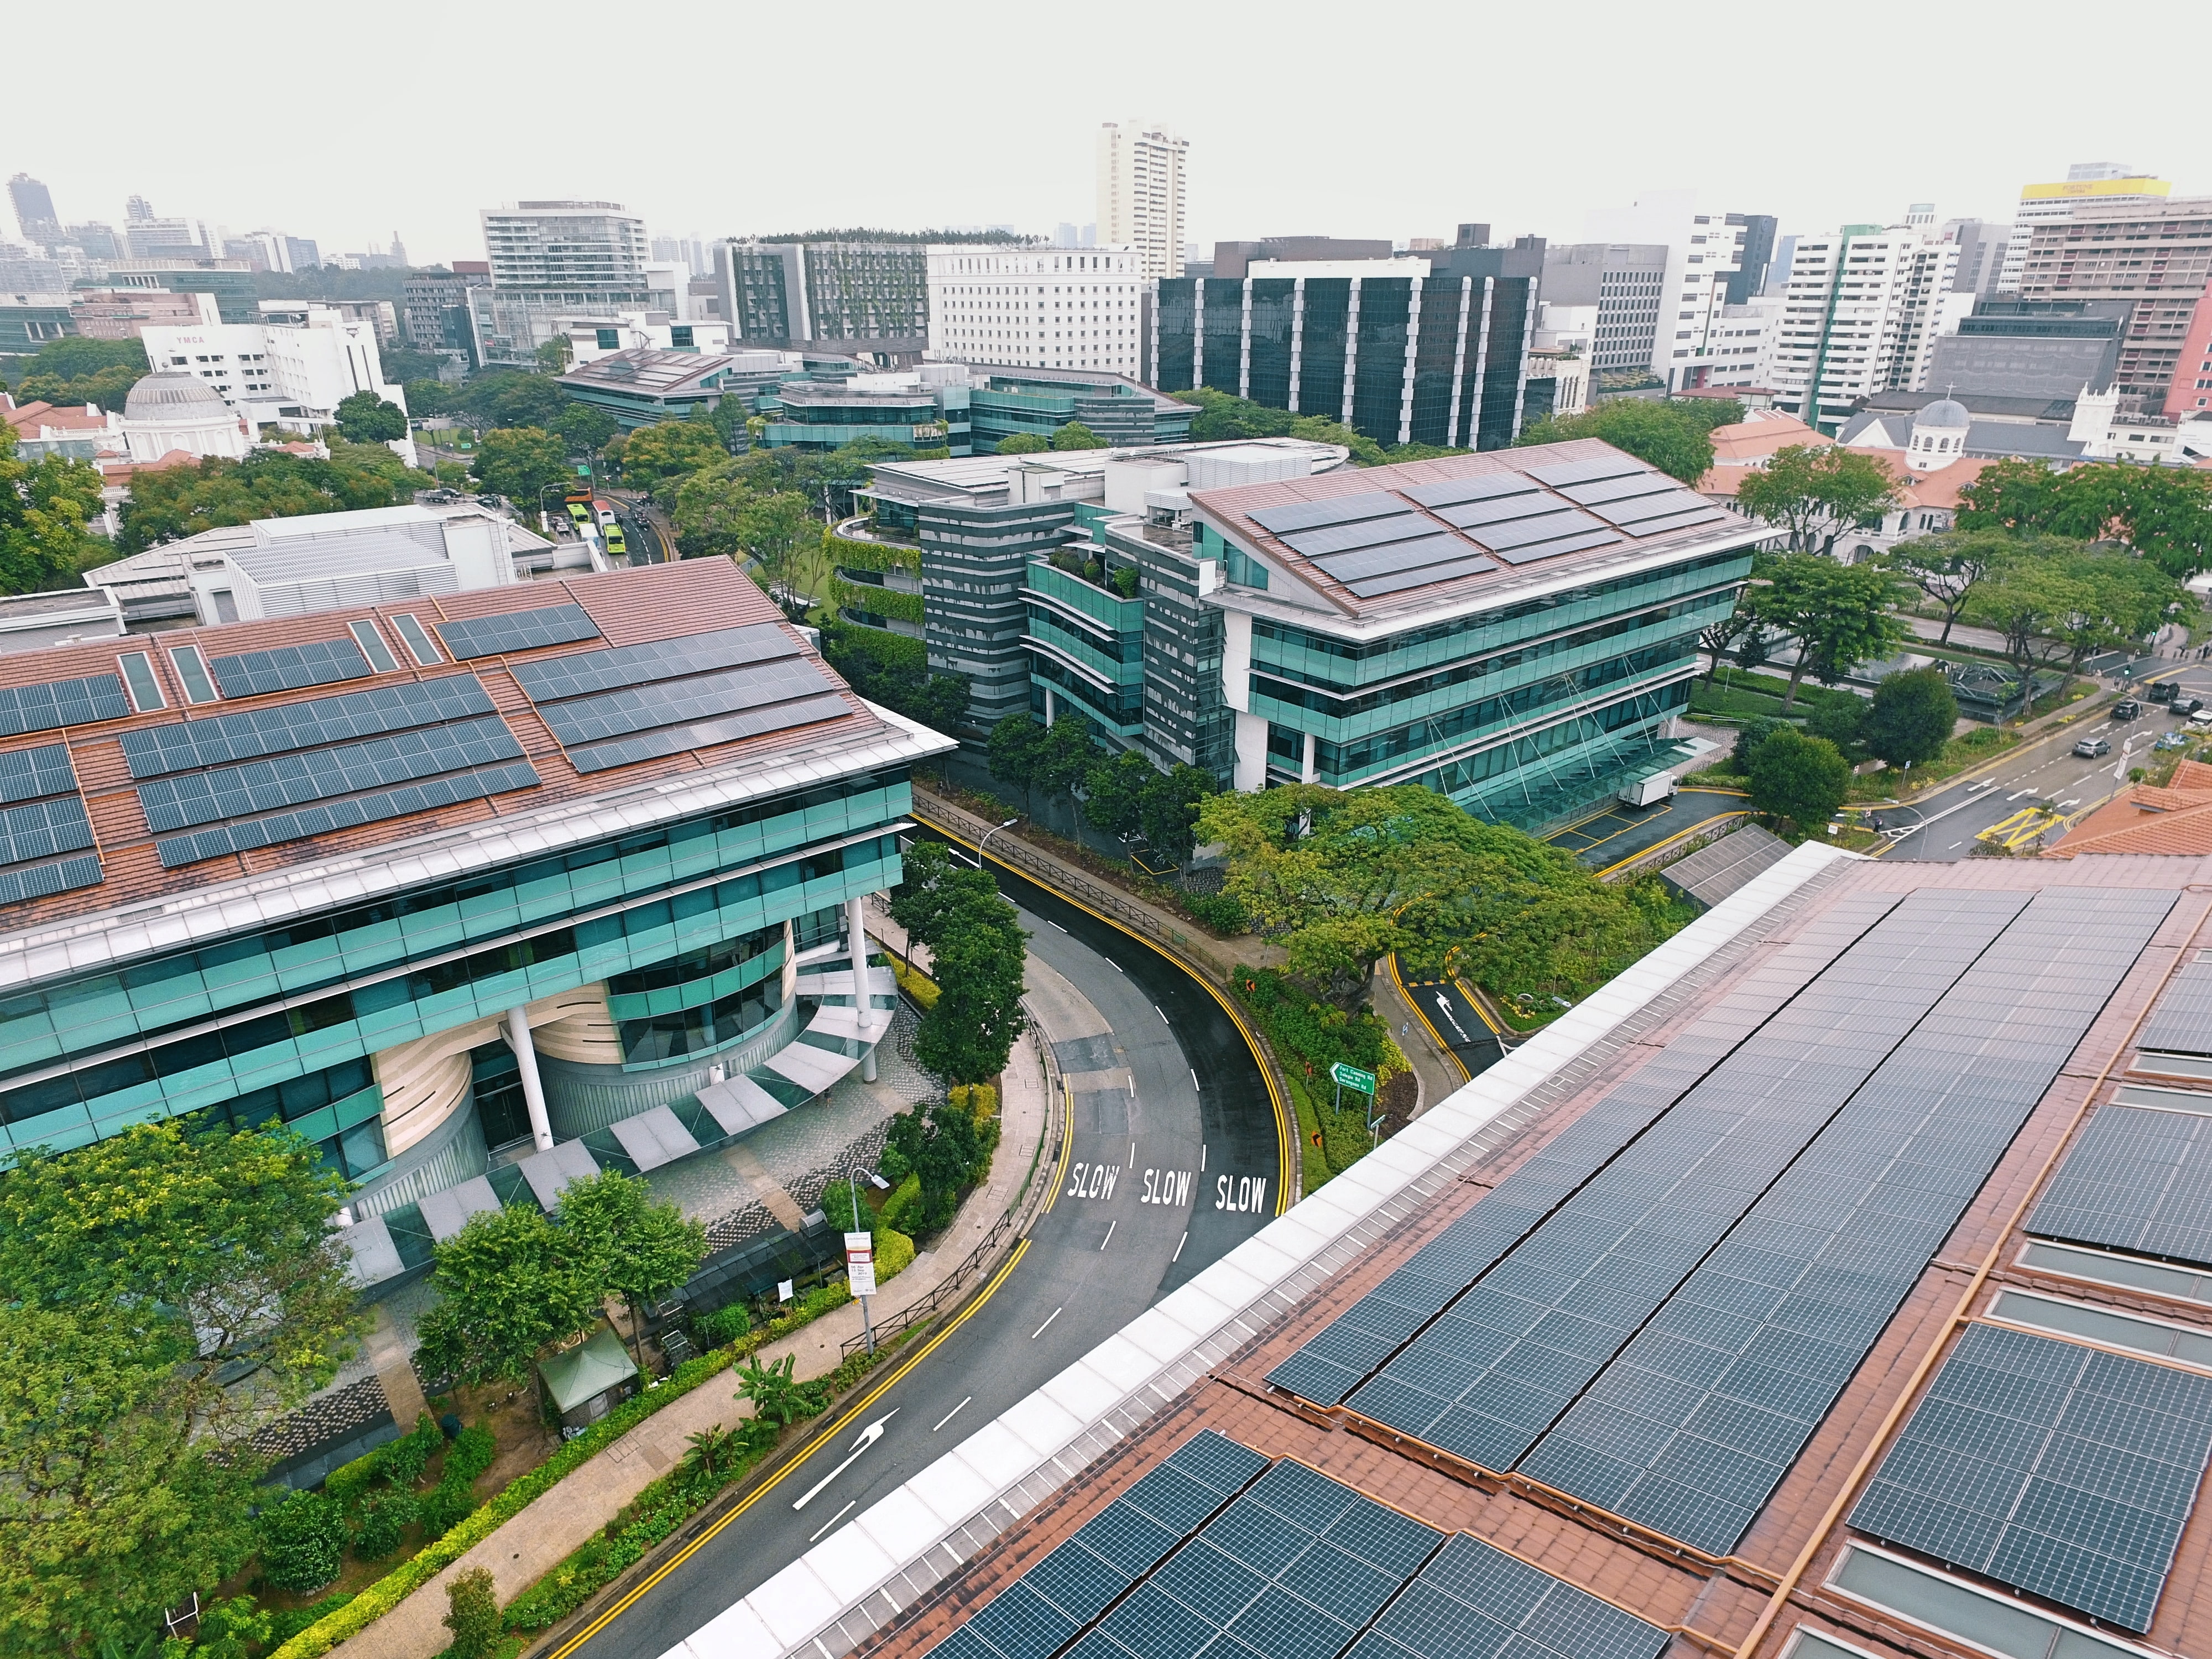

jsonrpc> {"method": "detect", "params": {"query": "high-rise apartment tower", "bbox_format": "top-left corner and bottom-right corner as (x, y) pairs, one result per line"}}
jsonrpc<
(1095, 121), (1187, 279)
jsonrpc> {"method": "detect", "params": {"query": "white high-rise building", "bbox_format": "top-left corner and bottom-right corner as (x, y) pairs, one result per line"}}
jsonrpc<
(1765, 227), (1966, 432)
(141, 306), (408, 437)
(479, 201), (648, 289)
(1095, 122), (1186, 279)
(1578, 194), (1756, 391)
(926, 245), (1144, 375)
(1995, 163), (2170, 294)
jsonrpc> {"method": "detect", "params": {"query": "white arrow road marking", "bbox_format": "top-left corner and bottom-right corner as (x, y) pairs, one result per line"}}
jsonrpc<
(1433, 996), (1472, 1043)
(792, 1410), (898, 1511)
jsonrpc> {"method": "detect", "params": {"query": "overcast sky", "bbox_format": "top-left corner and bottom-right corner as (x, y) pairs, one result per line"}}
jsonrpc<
(9, 2), (2203, 269)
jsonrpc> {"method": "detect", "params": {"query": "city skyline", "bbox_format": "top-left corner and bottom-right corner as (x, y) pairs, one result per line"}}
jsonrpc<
(4, 2), (2202, 273)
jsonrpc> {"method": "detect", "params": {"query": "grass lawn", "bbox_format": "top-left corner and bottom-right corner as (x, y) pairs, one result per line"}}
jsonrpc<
(1843, 726), (2019, 803)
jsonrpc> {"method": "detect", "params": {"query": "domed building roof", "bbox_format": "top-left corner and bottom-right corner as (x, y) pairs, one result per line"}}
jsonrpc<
(124, 373), (231, 419)
(1913, 397), (1971, 430)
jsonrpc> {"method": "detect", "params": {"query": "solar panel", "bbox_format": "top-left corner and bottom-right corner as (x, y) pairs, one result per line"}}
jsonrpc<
(0, 744), (80, 805)
(1525, 456), (1651, 489)
(154, 759), (541, 867)
(435, 602), (601, 660)
(1467, 509), (1615, 554)
(1519, 888), (2177, 1553)
(120, 676), (497, 778)
(2139, 958), (2212, 1056)
(1552, 474), (1677, 509)
(1493, 529), (1625, 566)
(1249, 492), (1415, 536)
(2030, 1099), (2212, 1268)
(207, 639), (373, 697)
(1311, 535), (1485, 583)
(510, 624), (799, 703)
(136, 716), (528, 833)
(1585, 492), (1730, 537)
(0, 853), (102, 906)
(534, 658), (834, 748)
(1266, 890), (1910, 1406)
(566, 692), (851, 774)
(0, 796), (96, 867)
(0, 673), (130, 737)
(1279, 513), (1438, 561)
(1400, 474), (1543, 510)
(1356, 1534), (1670, 1659)
(1344, 556), (1499, 599)
(1430, 493), (1571, 531)
(1341, 890), (2033, 1471)
(1849, 1321), (2212, 1631)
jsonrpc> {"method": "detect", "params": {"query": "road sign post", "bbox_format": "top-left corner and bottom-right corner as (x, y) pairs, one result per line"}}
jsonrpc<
(846, 1230), (877, 1353)
(1331, 1062), (1380, 1146)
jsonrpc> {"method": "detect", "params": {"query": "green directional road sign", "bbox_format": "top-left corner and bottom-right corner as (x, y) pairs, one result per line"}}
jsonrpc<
(1331, 1061), (1377, 1095)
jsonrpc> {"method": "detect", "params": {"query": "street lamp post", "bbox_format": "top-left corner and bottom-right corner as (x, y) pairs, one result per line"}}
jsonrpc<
(846, 1164), (891, 1354)
(975, 816), (1020, 867)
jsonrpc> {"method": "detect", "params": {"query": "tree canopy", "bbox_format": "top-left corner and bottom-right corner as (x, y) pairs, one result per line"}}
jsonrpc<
(1864, 666), (1958, 768)
(1516, 398), (1719, 483)
(1738, 551), (1907, 708)
(1745, 727), (1850, 830)
(1885, 529), (2005, 644)
(552, 402), (618, 457)
(448, 369), (566, 432)
(1734, 445), (1899, 555)
(819, 622), (969, 736)
(1955, 457), (2212, 578)
(1961, 535), (2184, 685)
(1082, 750), (1220, 867)
(0, 425), (106, 594)
(7, 336), (147, 413)
(113, 441), (421, 552)
(617, 418), (728, 484)
(333, 391), (408, 445)
(994, 432), (1050, 455)
(891, 839), (1029, 1085)
(1050, 421), (1108, 451)
(469, 425), (569, 506)
(0, 1119), (358, 1654)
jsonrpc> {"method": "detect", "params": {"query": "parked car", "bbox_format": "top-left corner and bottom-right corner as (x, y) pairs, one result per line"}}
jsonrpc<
(2113, 699), (2141, 721)
(2179, 697), (2208, 719)
(2193, 707), (2212, 732)
(2073, 737), (2111, 758)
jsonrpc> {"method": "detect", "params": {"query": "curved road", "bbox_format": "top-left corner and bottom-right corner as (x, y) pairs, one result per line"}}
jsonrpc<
(555, 845), (1284, 1659)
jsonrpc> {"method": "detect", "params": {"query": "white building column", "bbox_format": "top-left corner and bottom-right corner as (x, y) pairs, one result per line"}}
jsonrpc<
(848, 897), (877, 1084)
(1301, 731), (1318, 785)
(1044, 685), (1057, 724)
(508, 1006), (552, 1151)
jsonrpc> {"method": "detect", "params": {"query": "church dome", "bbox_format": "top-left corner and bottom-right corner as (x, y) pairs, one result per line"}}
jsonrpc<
(124, 373), (230, 419)
(1914, 397), (1971, 430)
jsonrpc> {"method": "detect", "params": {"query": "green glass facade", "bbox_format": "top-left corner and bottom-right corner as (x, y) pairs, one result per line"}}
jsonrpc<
(1022, 560), (1146, 740)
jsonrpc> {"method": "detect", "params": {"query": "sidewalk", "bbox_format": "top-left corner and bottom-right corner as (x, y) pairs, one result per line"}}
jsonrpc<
(336, 931), (1050, 1659)
(1374, 963), (1458, 1114)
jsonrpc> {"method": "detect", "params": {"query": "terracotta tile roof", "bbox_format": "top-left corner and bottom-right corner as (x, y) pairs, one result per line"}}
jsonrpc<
(1190, 438), (1760, 621)
(2049, 758), (2212, 857)
(0, 558), (883, 936)
(1705, 413), (1825, 467)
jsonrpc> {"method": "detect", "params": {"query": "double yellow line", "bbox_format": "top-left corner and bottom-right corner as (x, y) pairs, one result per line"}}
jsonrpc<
(917, 811), (1294, 1215)
(547, 1239), (1032, 1659)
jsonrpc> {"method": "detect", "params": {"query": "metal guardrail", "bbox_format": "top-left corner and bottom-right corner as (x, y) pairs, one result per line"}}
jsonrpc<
(837, 994), (1067, 1360)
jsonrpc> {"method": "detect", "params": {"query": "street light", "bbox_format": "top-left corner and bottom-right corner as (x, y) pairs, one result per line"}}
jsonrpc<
(845, 1163), (891, 1354)
(974, 816), (1020, 868)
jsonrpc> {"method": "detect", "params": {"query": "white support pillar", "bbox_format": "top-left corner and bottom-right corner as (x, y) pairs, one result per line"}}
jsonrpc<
(508, 1006), (552, 1151)
(1301, 731), (1318, 785)
(848, 897), (877, 1084)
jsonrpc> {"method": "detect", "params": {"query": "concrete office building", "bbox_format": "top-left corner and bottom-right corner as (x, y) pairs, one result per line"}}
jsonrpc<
(682, 850), (2212, 1659)
(1096, 121), (1187, 279)
(7, 174), (59, 247)
(1149, 233), (1546, 450)
(927, 245), (1145, 376)
(100, 258), (259, 324)
(141, 306), (407, 436)
(712, 237), (931, 358)
(2164, 283), (2212, 419)
(1722, 212), (1780, 303)
(561, 347), (790, 432)
(70, 287), (221, 338)
(1541, 243), (1668, 377)
(1924, 298), (2131, 400)
(401, 265), (491, 360)
(469, 203), (666, 367)
(1211, 238), (1392, 279)
(1941, 217), (2013, 296)
(2015, 193), (2212, 406)
(0, 559), (948, 1300)
(1766, 227), (1968, 432)
(1567, 199), (1769, 390)
(1996, 163), (2170, 295)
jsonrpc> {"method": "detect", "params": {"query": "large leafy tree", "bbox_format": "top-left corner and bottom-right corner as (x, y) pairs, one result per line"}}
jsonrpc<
(0, 425), (106, 594)
(732, 490), (819, 617)
(554, 1170), (705, 1369)
(891, 839), (1029, 1085)
(113, 441), (419, 552)
(1956, 457), (2212, 578)
(1050, 421), (1108, 451)
(1738, 552), (1906, 709)
(1745, 727), (1850, 831)
(1885, 529), (2004, 644)
(1962, 538), (2181, 681)
(1864, 666), (1959, 769)
(820, 622), (969, 735)
(454, 370), (566, 431)
(552, 402), (618, 457)
(995, 432), (1049, 455)
(1515, 399), (1718, 483)
(0, 1119), (358, 1654)
(618, 419), (727, 486)
(1734, 445), (1899, 555)
(9, 336), (148, 412)
(413, 1203), (604, 1389)
(333, 391), (407, 444)
(986, 712), (1048, 810)
(469, 426), (569, 505)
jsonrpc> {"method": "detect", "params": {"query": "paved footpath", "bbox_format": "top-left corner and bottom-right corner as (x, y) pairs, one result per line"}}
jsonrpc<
(336, 925), (1050, 1659)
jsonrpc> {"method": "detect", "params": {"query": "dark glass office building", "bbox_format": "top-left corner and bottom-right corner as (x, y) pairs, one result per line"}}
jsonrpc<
(1146, 241), (1545, 450)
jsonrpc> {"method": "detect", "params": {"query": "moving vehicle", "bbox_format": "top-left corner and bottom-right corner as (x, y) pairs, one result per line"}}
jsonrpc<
(2073, 737), (2111, 758)
(566, 501), (592, 532)
(1617, 771), (1677, 808)
(2179, 696), (2208, 719)
(2150, 680), (2178, 704)
(605, 523), (627, 559)
(2113, 698), (2141, 721)
(593, 497), (617, 526)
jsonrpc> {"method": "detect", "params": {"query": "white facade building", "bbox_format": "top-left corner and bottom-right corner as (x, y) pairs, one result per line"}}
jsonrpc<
(1765, 227), (1966, 432)
(1579, 195), (1754, 390)
(1705, 295), (1787, 389)
(479, 201), (649, 289)
(926, 246), (1144, 375)
(1095, 122), (1186, 279)
(564, 311), (733, 364)
(140, 307), (407, 435)
(119, 373), (252, 463)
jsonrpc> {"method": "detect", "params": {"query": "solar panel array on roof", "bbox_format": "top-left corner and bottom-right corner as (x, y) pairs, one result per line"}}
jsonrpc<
(1525, 456), (1651, 489)
(1851, 1321), (2212, 1632)
(0, 672), (129, 737)
(2030, 1096), (2212, 1268)
(1267, 890), (1909, 1408)
(1400, 474), (1542, 510)
(1519, 888), (2176, 1553)
(1348, 1533), (1670, 1659)
(2138, 957), (2212, 1057)
(434, 602), (601, 660)
(207, 638), (373, 697)
(514, 623), (846, 775)
(1339, 890), (2031, 1472)
(154, 758), (539, 867)
(0, 743), (101, 905)
(121, 676), (496, 779)
(1249, 492), (1412, 536)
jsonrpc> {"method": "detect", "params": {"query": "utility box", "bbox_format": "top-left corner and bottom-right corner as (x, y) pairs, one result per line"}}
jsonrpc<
(1618, 771), (1677, 808)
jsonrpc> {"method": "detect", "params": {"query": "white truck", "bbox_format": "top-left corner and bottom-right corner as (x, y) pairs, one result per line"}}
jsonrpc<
(1617, 771), (1678, 808)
